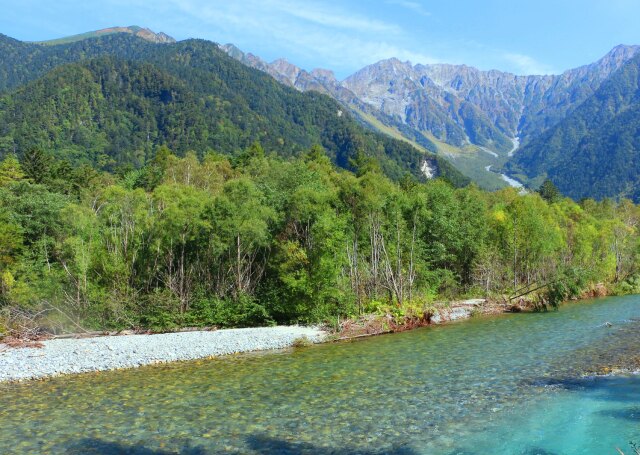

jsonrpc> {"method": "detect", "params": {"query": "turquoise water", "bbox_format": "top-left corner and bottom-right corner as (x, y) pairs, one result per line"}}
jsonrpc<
(1, 296), (639, 454)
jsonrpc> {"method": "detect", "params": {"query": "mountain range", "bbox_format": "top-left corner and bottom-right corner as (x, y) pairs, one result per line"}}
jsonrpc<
(1, 26), (640, 200)
(221, 42), (640, 199)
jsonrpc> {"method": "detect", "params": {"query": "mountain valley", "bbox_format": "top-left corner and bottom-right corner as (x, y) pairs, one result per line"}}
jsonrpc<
(1, 26), (640, 199)
(221, 42), (640, 197)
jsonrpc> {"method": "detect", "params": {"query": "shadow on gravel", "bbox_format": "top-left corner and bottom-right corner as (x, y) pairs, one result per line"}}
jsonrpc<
(246, 434), (420, 454)
(58, 436), (420, 454)
(442, 446), (560, 455)
(529, 376), (640, 403)
(599, 406), (640, 422)
(520, 448), (561, 455)
(59, 438), (208, 454)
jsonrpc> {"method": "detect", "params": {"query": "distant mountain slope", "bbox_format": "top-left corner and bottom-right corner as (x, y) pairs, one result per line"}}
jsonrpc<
(0, 58), (206, 167)
(506, 53), (640, 200)
(342, 58), (514, 153)
(5, 28), (640, 197)
(35, 26), (175, 45)
(0, 29), (174, 93)
(219, 42), (640, 192)
(0, 33), (149, 92)
(0, 35), (466, 184)
(218, 44), (441, 153)
(221, 43), (640, 149)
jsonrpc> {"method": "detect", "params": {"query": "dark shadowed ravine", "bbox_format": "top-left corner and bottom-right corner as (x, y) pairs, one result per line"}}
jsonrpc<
(1, 296), (639, 454)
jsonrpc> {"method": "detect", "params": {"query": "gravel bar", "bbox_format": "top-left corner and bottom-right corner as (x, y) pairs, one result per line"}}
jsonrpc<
(0, 326), (326, 383)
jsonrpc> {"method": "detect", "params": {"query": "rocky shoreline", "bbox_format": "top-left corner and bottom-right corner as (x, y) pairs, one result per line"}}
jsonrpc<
(0, 326), (325, 383)
(336, 299), (497, 339)
(0, 301), (489, 383)
(4, 296), (629, 384)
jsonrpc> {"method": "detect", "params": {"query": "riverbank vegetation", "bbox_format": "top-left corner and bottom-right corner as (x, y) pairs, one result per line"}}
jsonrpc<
(1, 145), (639, 336)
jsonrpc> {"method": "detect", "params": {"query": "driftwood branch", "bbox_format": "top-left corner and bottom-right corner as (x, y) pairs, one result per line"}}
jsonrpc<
(509, 280), (558, 301)
(43, 301), (90, 334)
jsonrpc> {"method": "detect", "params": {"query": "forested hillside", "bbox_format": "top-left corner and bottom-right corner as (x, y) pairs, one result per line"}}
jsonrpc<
(507, 53), (640, 200)
(0, 34), (465, 183)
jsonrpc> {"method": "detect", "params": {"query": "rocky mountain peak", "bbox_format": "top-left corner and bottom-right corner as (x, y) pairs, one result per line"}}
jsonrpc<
(593, 44), (640, 73)
(605, 44), (640, 60)
(132, 28), (176, 44)
(269, 58), (302, 85)
(559, 44), (640, 84)
(220, 43), (245, 60)
(342, 58), (418, 93)
(219, 41), (640, 171)
(36, 26), (175, 46)
(373, 57), (414, 75)
(310, 68), (337, 84)
(89, 26), (176, 44)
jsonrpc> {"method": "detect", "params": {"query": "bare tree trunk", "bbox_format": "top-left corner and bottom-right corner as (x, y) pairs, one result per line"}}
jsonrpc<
(395, 216), (403, 305)
(513, 214), (518, 290)
(236, 234), (242, 297)
(346, 238), (362, 314)
(179, 234), (187, 313)
(379, 218), (403, 307)
(408, 214), (417, 303)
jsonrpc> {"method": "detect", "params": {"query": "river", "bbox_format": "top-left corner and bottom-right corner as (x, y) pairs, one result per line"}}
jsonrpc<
(485, 164), (525, 189)
(1, 296), (639, 454)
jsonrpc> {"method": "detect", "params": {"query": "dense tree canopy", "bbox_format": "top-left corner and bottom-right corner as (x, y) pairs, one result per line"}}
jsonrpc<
(0, 35), (467, 186)
(1, 147), (638, 334)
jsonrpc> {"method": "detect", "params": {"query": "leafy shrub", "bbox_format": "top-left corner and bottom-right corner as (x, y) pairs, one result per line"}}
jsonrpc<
(0, 308), (8, 339)
(189, 294), (273, 328)
(612, 275), (640, 296)
(546, 268), (587, 309)
(136, 290), (182, 331)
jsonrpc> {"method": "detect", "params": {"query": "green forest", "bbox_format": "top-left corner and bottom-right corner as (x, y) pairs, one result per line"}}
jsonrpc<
(508, 52), (640, 201)
(1, 145), (639, 336)
(0, 37), (465, 185)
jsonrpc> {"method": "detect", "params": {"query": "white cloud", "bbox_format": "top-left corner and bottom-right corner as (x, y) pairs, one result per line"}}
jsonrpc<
(280, 1), (401, 33)
(385, 0), (431, 17)
(503, 52), (557, 75)
(86, 0), (562, 78)
(134, 0), (438, 77)
(162, 0), (400, 34)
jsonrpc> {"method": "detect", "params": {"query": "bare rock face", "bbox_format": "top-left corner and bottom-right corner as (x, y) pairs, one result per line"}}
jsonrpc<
(220, 42), (640, 161)
(38, 26), (177, 46)
(131, 28), (176, 44)
(217, 43), (362, 103)
(98, 26), (176, 44)
(309, 68), (337, 84)
(346, 46), (640, 147)
(343, 58), (418, 118)
(269, 58), (303, 85)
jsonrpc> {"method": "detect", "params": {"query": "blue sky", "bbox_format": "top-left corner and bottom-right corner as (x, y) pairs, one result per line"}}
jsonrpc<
(2, 0), (640, 79)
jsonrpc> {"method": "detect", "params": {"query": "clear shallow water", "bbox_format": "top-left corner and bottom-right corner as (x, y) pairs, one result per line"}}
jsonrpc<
(1, 296), (639, 454)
